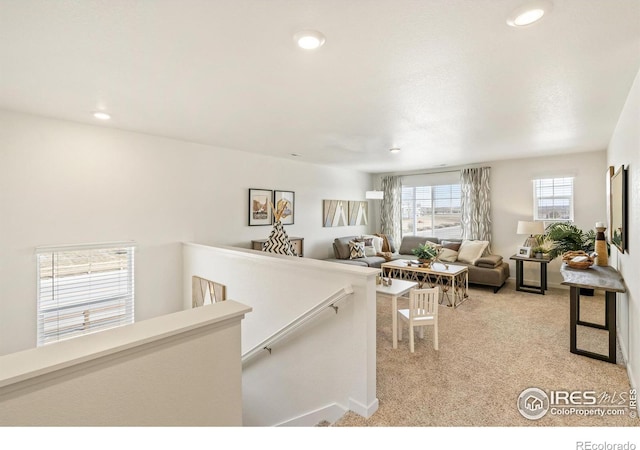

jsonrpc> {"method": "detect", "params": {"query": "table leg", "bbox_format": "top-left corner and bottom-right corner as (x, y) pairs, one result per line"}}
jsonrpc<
(606, 291), (616, 363)
(392, 294), (398, 349)
(516, 260), (523, 291)
(570, 286), (578, 354)
(540, 263), (547, 294)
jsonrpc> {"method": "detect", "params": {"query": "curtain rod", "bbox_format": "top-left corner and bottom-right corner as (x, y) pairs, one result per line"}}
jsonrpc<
(390, 166), (491, 177)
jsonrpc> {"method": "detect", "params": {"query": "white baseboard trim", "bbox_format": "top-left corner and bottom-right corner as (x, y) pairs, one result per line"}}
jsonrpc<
(627, 364), (637, 392)
(275, 403), (347, 427)
(274, 397), (379, 426)
(618, 328), (629, 365)
(618, 331), (637, 391)
(348, 396), (379, 418)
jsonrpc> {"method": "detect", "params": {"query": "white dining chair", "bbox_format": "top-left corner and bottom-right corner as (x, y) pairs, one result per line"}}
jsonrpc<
(397, 287), (439, 352)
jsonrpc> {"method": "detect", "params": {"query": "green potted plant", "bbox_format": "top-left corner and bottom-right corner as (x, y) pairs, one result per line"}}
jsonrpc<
(544, 222), (599, 295)
(411, 243), (439, 264)
(544, 223), (594, 260)
(531, 246), (545, 259)
(531, 234), (554, 259)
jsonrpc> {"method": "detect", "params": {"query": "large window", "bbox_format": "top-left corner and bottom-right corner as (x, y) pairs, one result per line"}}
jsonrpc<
(402, 184), (462, 238)
(533, 177), (574, 222)
(36, 242), (135, 346)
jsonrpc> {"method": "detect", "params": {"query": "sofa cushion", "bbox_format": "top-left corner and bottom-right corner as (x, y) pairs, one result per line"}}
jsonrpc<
(359, 256), (387, 268)
(333, 236), (361, 259)
(325, 258), (369, 267)
(475, 254), (503, 268)
(398, 236), (436, 255)
(441, 240), (462, 252)
(349, 240), (365, 259)
(467, 262), (510, 287)
(438, 248), (459, 262)
(457, 240), (489, 264)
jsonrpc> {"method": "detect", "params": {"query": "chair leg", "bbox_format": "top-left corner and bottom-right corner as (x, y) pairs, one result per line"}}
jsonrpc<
(409, 325), (415, 353)
(434, 323), (439, 351)
(419, 327), (424, 339)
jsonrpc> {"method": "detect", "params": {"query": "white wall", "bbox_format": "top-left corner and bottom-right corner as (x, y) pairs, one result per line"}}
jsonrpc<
(0, 110), (373, 356)
(607, 68), (639, 389)
(372, 151), (607, 286)
(491, 151), (607, 285)
(183, 244), (379, 426)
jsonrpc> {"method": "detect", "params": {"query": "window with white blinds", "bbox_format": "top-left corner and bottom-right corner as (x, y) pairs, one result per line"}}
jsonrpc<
(401, 184), (462, 239)
(533, 177), (574, 222)
(36, 242), (135, 346)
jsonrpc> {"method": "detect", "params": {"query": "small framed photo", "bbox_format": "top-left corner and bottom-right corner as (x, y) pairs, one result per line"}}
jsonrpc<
(274, 190), (295, 225)
(517, 246), (532, 258)
(248, 188), (273, 226)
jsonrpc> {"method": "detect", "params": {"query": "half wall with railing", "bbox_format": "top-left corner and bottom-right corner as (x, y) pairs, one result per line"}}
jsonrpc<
(183, 243), (380, 426)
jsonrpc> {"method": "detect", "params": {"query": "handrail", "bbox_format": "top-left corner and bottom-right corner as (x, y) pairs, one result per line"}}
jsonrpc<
(241, 285), (354, 364)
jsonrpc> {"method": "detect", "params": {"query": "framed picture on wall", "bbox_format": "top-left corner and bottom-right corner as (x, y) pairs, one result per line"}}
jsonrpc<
(274, 190), (295, 225)
(609, 165), (628, 252)
(248, 188), (273, 226)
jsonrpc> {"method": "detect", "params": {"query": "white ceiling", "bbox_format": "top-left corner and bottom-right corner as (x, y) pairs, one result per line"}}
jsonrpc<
(1, 1), (639, 174)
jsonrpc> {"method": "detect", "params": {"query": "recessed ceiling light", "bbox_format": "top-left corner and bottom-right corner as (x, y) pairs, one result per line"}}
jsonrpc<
(389, 148), (401, 154)
(507, 1), (552, 27)
(93, 111), (111, 120)
(293, 30), (326, 50)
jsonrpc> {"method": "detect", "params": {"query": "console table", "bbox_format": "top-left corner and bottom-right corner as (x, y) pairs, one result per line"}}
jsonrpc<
(559, 264), (626, 364)
(510, 255), (550, 295)
(251, 237), (304, 257)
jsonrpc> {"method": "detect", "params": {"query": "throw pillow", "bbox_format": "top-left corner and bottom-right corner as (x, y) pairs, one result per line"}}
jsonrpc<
(456, 240), (489, 264)
(386, 235), (397, 253)
(363, 235), (383, 254)
(363, 245), (376, 257)
(438, 248), (459, 262)
(441, 240), (462, 252)
(425, 241), (442, 251)
(348, 240), (365, 259)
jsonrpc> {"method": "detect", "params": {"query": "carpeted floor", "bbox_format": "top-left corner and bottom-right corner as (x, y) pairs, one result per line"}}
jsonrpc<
(333, 280), (637, 427)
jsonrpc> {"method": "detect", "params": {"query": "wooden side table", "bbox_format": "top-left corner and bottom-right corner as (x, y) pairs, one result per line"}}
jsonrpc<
(510, 255), (550, 295)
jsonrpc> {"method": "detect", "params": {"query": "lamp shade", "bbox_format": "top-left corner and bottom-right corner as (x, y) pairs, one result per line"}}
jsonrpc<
(365, 190), (384, 200)
(517, 220), (544, 236)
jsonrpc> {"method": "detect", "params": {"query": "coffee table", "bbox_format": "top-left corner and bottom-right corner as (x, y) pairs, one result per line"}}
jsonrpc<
(381, 259), (469, 308)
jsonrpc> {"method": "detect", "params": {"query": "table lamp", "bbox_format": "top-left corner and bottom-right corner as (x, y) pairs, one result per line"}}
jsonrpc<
(517, 220), (544, 248)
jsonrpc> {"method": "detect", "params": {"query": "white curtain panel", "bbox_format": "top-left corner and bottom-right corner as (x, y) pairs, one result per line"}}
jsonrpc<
(380, 176), (402, 246)
(460, 167), (492, 249)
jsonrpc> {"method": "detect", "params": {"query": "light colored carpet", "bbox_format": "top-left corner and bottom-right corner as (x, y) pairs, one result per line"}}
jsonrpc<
(333, 280), (636, 427)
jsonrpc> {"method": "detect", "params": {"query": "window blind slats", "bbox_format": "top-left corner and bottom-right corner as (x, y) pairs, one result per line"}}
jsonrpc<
(37, 244), (135, 346)
(533, 177), (574, 221)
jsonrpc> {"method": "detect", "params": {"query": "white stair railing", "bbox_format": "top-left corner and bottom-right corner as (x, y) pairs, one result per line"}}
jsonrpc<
(241, 285), (354, 364)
